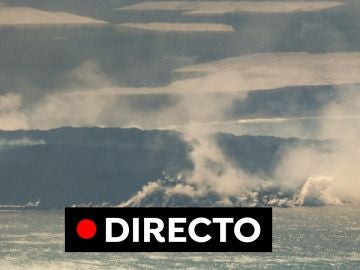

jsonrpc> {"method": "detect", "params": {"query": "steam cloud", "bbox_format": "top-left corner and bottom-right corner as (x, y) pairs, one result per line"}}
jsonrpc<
(120, 86), (360, 207)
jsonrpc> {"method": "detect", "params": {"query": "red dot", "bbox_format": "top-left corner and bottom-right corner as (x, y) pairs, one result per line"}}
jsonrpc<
(76, 219), (97, 239)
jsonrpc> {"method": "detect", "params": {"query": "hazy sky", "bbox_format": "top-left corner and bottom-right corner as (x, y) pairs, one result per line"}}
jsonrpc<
(0, 0), (359, 131)
(1, 0), (360, 207)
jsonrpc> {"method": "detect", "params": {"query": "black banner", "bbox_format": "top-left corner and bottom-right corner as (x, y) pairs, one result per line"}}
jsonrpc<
(65, 207), (272, 252)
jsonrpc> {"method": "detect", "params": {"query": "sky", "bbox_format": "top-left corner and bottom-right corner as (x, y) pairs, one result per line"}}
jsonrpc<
(0, 0), (360, 206)
(0, 0), (359, 131)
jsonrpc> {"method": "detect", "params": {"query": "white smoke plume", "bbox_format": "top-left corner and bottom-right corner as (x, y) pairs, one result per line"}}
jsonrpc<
(292, 175), (342, 206)
(0, 93), (28, 130)
(121, 86), (360, 207)
(274, 86), (360, 205)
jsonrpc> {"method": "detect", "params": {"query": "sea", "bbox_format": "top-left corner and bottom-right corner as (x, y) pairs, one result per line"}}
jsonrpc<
(0, 205), (359, 269)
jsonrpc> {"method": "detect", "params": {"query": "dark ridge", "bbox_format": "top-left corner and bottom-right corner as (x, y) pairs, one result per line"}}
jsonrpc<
(0, 127), (330, 209)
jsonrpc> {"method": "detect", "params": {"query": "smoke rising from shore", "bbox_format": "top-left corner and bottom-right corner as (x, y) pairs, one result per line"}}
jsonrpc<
(121, 85), (360, 207)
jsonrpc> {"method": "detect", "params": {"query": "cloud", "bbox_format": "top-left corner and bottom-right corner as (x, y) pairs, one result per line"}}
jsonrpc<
(118, 1), (345, 15)
(159, 116), (360, 129)
(1, 52), (360, 130)
(0, 7), (108, 29)
(68, 52), (360, 96)
(114, 23), (234, 33)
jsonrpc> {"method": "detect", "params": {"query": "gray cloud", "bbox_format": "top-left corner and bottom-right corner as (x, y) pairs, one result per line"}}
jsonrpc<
(0, 6), (108, 29)
(114, 22), (234, 33)
(1, 51), (360, 131)
(69, 52), (360, 96)
(118, 1), (346, 15)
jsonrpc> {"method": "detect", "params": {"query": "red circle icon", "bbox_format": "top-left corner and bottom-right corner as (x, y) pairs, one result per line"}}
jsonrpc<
(76, 219), (97, 239)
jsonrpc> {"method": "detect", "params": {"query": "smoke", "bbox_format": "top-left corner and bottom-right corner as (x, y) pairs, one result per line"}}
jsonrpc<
(274, 86), (360, 205)
(1, 52), (360, 130)
(293, 175), (342, 206)
(0, 200), (40, 209)
(0, 60), (118, 130)
(0, 93), (28, 130)
(67, 60), (113, 89)
(119, 88), (264, 207)
(135, 58), (360, 207)
(0, 138), (46, 149)
(121, 85), (360, 207)
(1, 55), (359, 207)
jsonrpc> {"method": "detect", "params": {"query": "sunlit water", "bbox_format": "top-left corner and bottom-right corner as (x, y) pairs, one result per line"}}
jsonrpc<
(0, 206), (359, 269)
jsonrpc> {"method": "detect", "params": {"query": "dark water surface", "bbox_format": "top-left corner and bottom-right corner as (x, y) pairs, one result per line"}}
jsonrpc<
(0, 205), (359, 269)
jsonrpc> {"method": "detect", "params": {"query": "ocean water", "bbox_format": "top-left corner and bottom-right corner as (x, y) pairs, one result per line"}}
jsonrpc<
(0, 206), (359, 269)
